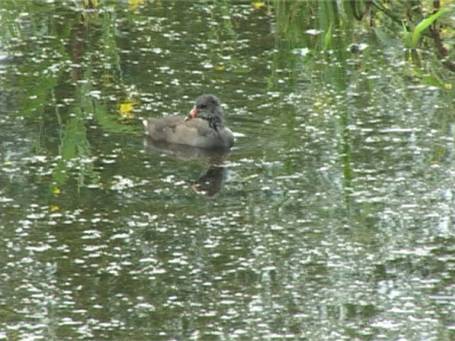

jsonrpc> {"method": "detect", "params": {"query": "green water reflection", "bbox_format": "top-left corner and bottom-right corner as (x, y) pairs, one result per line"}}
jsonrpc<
(0, 1), (454, 340)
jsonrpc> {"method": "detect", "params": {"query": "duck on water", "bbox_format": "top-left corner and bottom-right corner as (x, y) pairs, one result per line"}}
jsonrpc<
(143, 94), (234, 150)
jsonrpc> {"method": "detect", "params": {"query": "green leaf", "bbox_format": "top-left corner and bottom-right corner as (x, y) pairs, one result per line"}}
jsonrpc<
(323, 23), (333, 50)
(411, 8), (450, 48)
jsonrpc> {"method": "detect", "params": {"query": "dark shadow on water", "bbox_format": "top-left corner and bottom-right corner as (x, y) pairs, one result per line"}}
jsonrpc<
(191, 165), (227, 198)
(143, 137), (230, 197)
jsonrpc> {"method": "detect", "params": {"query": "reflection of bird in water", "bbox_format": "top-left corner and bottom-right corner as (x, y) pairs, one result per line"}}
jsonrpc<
(192, 166), (227, 197)
(143, 138), (230, 197)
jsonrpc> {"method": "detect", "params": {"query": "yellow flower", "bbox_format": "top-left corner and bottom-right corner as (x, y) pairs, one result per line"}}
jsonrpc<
(49, 205), (60, 212)
(52, 186), (61, 196)
(252, 1), (266, 10)
(129, 0), (145, 11)
(119, 101), (135, 119)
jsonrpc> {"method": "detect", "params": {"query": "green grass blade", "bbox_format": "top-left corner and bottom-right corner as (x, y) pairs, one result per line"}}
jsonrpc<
(324, 23), (333, 49)
(411, 8), (449, 48)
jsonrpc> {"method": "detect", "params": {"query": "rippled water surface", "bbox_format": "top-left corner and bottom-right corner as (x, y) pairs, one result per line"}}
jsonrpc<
(1, 1), (454, 340)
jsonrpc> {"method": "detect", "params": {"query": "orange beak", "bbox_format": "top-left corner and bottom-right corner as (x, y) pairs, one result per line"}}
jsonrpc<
(185, 106), (198, 121)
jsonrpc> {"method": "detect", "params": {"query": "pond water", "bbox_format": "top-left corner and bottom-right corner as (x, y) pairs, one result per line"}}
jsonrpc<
(1, 1), (454, 340)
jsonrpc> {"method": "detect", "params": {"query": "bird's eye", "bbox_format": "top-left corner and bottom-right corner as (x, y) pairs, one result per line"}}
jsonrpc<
(198, 104), (207, 109)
